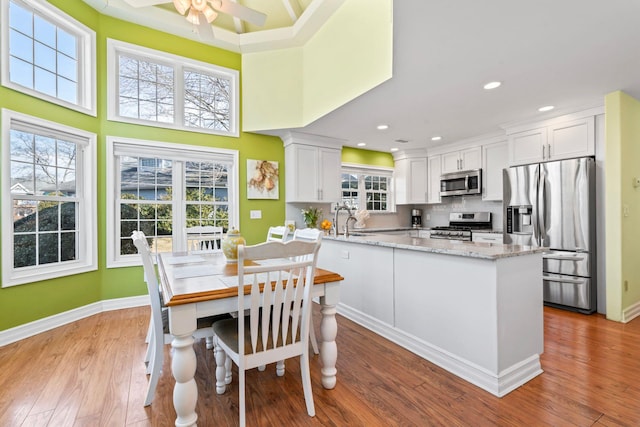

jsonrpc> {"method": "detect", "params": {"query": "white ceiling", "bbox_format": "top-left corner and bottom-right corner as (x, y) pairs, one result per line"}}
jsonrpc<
(87, 0), (640, 152)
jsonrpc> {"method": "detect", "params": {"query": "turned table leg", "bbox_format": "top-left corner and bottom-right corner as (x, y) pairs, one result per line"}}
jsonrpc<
(171, 333), (198, 427)
(319, 293), (338, 389)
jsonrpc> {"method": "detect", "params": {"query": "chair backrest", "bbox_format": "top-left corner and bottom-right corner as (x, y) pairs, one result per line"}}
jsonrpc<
(292, 228), (323, 242)
(186, 225), (224, 253)
(266, 225), (289, 242)
(236, 240), (321, 360)
(131, 231), (164, 344)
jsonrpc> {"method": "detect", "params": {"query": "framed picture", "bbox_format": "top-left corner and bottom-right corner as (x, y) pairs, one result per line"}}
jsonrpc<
(247, 159), (279, 199)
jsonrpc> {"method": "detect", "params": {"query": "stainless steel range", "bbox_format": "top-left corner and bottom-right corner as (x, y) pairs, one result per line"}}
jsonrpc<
(430, 212), (492, 241)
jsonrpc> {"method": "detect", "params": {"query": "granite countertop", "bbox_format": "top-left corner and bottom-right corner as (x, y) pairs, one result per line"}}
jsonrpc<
(323, 234), (544, 260)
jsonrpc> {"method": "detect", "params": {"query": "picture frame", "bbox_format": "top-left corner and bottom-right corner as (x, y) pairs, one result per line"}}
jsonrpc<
(247, 159), (279, 199)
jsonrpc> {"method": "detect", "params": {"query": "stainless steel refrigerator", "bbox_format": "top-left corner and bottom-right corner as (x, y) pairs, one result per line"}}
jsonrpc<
(503, 157), (596, 313)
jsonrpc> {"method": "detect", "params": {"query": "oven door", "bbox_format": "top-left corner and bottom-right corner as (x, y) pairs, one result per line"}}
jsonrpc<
(440, 170), (482, 196)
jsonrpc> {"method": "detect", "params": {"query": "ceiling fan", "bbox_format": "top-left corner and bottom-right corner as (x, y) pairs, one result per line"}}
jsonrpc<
(122, 0), (267, 27)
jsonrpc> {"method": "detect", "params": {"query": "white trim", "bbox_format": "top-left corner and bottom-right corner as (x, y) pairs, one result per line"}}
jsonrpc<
(0, 295), (149, 347)
(336, 303), (543, 397)
(1, 109), (98, 287)
(342, 162), (394, 174)
(622, 300), (640, 323)
(0, 0), (97, 116)
(106, 135), (239, 268)
(106, 38), (239, 137)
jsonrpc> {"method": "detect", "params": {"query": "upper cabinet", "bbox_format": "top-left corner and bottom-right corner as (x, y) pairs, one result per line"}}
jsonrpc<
(482, 140), (508, 201)
(427, 155), (442, 204)
(441, 146), (482, 174)
(283, 134), (342, 203)
(507, 112), (596, 166)
(394, 152), (428, 205)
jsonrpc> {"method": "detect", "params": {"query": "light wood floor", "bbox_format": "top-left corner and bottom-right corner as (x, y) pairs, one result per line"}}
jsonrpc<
(1, 305), (640, 426)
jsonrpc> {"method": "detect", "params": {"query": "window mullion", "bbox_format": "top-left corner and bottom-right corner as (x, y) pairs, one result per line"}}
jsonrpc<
(174, 65), (184, 127)
(173, 160), (185, 252)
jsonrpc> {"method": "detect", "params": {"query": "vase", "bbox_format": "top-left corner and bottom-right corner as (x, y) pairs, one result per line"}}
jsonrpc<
(305, 221), (317, 229)
(221, 228), (246, 263)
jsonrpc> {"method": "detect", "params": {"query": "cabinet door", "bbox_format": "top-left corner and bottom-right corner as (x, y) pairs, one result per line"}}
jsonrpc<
(441, 151), (461, 174)
(482, 140), (508, 201)
(461, 146), (482, 170)
(548, 117), (595, 160)
(285, 144), (318, 202)
(427, 155), (442, 204)
(509, 127), (547, 166)
(318, 147), (341, 202)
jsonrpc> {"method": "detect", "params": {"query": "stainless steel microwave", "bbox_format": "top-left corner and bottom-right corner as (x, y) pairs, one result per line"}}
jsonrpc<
(440, 169), (482, 197)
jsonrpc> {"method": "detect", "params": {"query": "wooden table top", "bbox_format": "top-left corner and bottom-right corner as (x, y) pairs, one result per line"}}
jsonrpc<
(158, 252), (343, 307)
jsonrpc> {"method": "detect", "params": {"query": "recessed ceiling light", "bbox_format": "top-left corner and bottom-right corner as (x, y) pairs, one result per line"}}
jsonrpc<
(431, 136), (442, 141)
(483, 81), (502, 90)
(357, 142), (366, 147)
(538, 105), (555, 112)
(377, 124), (389, 130)
(395, 139), (409, 144)
(390, 147), (399, 152)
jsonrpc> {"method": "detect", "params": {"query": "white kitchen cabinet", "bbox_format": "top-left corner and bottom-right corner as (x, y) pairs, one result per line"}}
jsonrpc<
(508, 116), (595, 166)
(285, 143), (341, 203)
(482, 140), (508, 201)
(318, 240), (394, 326)
(441, 146), (482, 173)
(427, 155), (442, 204)
(394, 156), (427, 204)
(472, 232), (503, 243)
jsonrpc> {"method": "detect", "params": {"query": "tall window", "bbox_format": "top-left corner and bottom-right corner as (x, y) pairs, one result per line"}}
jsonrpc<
(2, 109), (97, 287)
(107, 137), (238, 267)
(340, 165), (394, 213)
(107, 39), (239, 137)
(1, 0), (96, 115)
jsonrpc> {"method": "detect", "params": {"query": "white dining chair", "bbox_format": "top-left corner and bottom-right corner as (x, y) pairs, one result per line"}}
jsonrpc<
(212, 239), (321, 427)
(131, 230), (226, 406)
(292, 228), (323, 355)
(266, 225), (289, 242)
(186, 225), (224, 253)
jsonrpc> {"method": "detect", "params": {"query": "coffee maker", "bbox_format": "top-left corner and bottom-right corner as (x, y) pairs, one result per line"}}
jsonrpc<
(411, 209), (422, 228)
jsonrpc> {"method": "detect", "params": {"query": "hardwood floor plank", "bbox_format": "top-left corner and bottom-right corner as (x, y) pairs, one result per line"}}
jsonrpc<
(3, 306), (640, 426)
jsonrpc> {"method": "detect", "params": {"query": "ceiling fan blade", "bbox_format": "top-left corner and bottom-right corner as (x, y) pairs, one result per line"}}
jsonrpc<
(214, 0), (267, 27)
(121, 0), (172, 8)
(197, 13), (216, 41)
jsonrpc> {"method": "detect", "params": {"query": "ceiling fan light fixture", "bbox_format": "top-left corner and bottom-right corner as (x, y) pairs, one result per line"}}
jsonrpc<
(172, 0), (190, 15)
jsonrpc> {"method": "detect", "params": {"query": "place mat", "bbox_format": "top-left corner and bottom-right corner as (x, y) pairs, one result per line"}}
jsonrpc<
(165, 255), (206, 265)
(173, 264), (223, 279)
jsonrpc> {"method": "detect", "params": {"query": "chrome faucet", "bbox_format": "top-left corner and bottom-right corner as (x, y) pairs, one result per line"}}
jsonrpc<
(344, 215), (357, 238)
(333, 204), (353, 237)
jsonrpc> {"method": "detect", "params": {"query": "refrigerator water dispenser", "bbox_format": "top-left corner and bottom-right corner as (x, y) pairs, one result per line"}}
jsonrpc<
(506, 205), (533, 234)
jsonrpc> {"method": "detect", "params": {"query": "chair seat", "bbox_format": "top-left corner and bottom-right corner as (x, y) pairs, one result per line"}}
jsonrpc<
(213, 315), (300, 355)
(161, 308), (231, 335)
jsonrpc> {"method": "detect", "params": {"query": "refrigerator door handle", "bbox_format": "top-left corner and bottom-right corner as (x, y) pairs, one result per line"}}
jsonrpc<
(544, 254), (586, 261)
(543, 274), (586, 285)
(532, 164), (541, 246)
(537, 165), (547, 245)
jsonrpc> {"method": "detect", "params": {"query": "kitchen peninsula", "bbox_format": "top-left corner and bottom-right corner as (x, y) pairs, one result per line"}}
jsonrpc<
(317, 234), (545, 397)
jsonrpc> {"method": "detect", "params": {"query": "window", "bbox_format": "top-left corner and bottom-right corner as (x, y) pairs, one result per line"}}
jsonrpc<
(340, 165), (394, 212)
(1, 0), (96, 115)
(107, 137), (239, 267)
(1, 109), (97, 287)
(107, 39), (239, 137)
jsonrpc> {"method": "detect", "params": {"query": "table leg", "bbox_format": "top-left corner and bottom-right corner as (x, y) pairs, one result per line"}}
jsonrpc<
(319, 298), (338, 389)
(172, 333), (198, 427)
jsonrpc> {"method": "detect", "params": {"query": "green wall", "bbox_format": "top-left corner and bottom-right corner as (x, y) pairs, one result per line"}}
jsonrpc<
(342, 146), (394, 168)
(605, 91), (640, 321)
(0, 0), (284, 330)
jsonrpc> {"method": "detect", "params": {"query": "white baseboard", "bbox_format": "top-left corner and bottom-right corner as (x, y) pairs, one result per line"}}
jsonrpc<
(0, 295), (149, 347)
(336, 303), (542, 398)
(623, 300), (640, 323)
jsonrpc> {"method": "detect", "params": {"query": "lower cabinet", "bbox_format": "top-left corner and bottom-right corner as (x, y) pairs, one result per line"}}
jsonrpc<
(472, 232), (503, 243)
(318, 240), (394, 325)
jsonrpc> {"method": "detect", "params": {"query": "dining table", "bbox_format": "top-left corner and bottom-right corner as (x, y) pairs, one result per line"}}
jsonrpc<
(157, 251), (344, 427)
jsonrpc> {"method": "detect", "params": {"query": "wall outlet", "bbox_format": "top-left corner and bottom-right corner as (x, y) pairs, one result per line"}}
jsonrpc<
(340, 250), (349, 259)
(426, 214), (431, 221)
(250, 210), (262, 219)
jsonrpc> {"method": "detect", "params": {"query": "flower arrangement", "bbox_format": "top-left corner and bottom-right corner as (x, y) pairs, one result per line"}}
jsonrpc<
(301, 207), (322, 228)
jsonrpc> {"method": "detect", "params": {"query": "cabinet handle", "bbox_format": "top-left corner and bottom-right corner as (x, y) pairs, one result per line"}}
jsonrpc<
(542, 144), (545, 159)
(547, 143), (551, 159)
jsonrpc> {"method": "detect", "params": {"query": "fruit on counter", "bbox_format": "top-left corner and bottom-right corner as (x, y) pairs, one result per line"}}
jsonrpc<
(321, 219), (332, 230)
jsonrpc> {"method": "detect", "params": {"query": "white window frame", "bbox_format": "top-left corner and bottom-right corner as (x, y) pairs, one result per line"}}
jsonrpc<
(340, 163), (395, 213)
(1, 109), (97, 287)
(106, 38), (239, 137)
(0, 0), (97, 116)
(106, 136), (239, 268)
